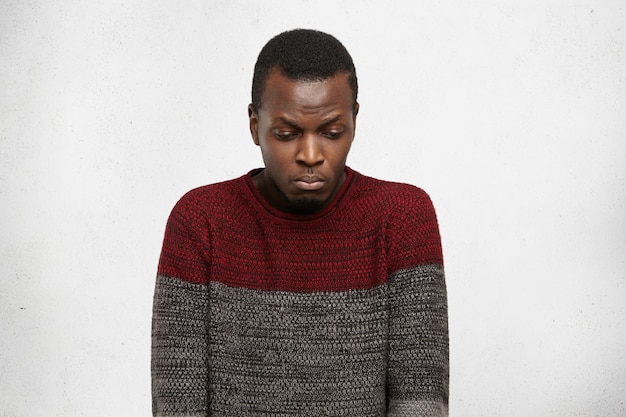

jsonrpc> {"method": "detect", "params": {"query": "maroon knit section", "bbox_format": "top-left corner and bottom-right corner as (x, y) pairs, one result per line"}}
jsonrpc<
(157, 168), (443, 291)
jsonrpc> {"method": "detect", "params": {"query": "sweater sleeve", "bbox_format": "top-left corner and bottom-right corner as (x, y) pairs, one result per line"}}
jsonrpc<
(385, 188), (449, 416)
(152, 194), (211, 416)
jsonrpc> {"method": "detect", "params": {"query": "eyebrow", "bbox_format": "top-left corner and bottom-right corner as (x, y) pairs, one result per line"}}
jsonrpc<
(277, 115), (342, 129)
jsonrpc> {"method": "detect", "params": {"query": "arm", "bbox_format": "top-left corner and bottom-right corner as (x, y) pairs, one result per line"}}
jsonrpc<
(385, 188), (449, 416)
(152, 194), (211, 416)
(387, 265), (449, 416)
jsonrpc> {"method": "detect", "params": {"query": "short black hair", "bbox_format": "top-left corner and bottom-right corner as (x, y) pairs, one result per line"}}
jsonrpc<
(251, 29), (358, 111)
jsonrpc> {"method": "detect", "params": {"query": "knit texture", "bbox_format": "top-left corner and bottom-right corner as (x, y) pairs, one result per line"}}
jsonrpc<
(152, 167), (448, 416)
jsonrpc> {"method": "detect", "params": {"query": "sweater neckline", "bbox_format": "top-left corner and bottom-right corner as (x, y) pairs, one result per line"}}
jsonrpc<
(243, 166), (357, 222)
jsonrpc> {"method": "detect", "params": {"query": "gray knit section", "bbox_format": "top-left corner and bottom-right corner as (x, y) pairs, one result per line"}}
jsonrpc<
(152, 264), (448, 416)
(152, 275), (209, 416)
(387, 264), (449, 414)
(387, 399), (449, 417)
(208, 281), (388, 416)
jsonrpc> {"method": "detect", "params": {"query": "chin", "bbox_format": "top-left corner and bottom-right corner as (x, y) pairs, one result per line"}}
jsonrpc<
(286, 196), (327, 214)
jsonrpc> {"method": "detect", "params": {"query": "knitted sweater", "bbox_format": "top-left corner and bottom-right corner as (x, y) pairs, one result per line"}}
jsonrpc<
(152, 167), (448, 416)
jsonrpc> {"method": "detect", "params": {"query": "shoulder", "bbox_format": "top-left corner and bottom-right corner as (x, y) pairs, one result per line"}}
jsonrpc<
(351, 171), (436, 216)
(170, 176), (246, 221)
(350, 172), (443, 269)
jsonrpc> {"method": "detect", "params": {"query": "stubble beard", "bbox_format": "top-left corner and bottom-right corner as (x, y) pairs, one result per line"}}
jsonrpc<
(284, 195), (328, 215)
(263, 169), (336, 215)
(280, 185), (334, 215)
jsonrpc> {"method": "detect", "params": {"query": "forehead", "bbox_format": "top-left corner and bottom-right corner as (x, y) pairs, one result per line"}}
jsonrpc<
(260, 69), (353, 114)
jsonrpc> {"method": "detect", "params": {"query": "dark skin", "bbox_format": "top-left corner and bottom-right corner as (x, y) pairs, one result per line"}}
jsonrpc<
(248, 69), (359, 214)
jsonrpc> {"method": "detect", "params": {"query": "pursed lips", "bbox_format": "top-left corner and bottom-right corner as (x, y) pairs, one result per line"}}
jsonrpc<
(292, 175), (326, 191)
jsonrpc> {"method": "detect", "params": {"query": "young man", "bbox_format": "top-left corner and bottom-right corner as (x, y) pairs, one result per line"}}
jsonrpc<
(152, 29), (448, 416)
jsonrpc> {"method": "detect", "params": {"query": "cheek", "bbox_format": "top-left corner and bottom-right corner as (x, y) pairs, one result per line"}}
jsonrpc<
(329, 141), (353, 164)
(260, 142), (291, 169)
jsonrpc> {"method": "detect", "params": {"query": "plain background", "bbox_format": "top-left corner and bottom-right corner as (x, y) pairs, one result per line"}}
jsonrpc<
(1, 1), (625, 416)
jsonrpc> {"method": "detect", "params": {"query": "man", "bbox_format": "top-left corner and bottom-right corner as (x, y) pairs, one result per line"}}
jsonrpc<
(152, 29), (448, 416)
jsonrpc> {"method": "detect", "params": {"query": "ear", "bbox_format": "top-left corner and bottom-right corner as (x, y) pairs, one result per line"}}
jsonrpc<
(352, 102), (359, 133)
(248, 103), (260, 145)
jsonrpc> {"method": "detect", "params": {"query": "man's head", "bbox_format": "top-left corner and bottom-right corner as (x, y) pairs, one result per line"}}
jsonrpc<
(251, 29), (358, 112)
(249, 29), (359, 215)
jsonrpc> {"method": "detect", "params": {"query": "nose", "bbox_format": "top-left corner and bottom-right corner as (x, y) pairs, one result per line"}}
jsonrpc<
(296, 134), (324, 167)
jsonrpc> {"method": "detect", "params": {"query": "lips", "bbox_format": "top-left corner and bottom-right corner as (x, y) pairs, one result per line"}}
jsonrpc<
(293, 175), (326, 191)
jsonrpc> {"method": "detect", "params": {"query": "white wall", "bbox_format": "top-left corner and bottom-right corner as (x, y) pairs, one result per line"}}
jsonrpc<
(1, 1), (625, 416)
